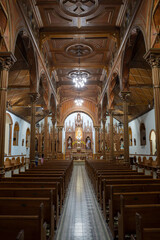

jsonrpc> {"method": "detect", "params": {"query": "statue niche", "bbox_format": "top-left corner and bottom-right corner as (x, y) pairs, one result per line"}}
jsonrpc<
(86, 136), (91, 149)
(67, 136), (72, 149)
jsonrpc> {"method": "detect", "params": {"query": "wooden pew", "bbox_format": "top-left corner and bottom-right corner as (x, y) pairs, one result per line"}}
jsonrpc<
(2, 177), (64, 207)
(118, 195), (160, 240)
(0, 188), (59, 230)
(0, 182), (61, 219)
(102, 179), (160, 209)
(109, 191), (160, 237)
(135, 213), (160, 240)
(0, 203), (46, 240)
(0, 195), (54, 239)
(95, 171), (144, 197)
(100, 176), (154, 207)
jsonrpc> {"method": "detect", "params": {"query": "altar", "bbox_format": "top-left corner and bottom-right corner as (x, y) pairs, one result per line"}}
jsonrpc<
(64, 113), (93, 160)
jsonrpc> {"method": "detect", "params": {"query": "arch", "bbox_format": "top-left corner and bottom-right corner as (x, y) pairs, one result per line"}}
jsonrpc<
(149, 129), (156, 155)
(62, 108), (96, 126)
(121, 27), (148, 90)
(50, 93), (57, 117)
(38, 73), (50, 109)
(108, 72), (120, 109)
(102, 92), (108, 119)
(5, 113), (13, 155)
(26, 128), (30, 147)
(13, 29), (39, 92)
(128, 127), (132, 146)
(140, 123), (146, 146)
(13, 122), (19, 146)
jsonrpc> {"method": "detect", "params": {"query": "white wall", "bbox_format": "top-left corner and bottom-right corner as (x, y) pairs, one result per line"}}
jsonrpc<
(129, 109), (155, 157)
(6, 111), (30, 157)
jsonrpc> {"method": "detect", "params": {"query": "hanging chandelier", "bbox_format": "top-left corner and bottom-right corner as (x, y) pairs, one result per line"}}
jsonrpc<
(69, 70), (89, 88)
(72, 71), (87, 88)
(75, 99), (84, 106)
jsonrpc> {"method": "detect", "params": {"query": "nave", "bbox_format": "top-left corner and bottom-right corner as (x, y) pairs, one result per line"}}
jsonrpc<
(56, 164), (111, 240)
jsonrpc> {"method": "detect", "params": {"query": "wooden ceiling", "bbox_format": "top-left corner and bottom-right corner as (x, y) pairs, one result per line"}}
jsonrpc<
(36, 0), (122, 103)
(7, 0), (154, 123)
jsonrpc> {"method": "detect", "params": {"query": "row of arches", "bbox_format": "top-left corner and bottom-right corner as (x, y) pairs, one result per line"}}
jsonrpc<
(129, 125), (156, 155)
(5, 113), (31, 156)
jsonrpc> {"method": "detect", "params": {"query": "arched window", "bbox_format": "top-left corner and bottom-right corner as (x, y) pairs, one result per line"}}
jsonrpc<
(13, 122), (19, 146)
(129, 127), (132, 146)
(26, 128), (30, 147)
(149, 130), (156, 155)
(140, 123), (146, 146)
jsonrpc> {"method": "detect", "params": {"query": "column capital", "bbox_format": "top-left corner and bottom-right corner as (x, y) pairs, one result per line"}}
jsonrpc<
(29, 93), (40, 103)
(0, 52), (16, 71)
(57, 126), (63, 131)
(144, 49), (160, 68)
(94, 126), (101, 130)
(120, 91), (131, 101)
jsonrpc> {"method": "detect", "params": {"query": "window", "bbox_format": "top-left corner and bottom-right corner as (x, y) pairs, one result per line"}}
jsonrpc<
(13, 122), (19, 146)
(129, 127), (132, 146)
(149, 130), (156, 155)
(26, 128), (30, 147)
(140, 123), (146, 146)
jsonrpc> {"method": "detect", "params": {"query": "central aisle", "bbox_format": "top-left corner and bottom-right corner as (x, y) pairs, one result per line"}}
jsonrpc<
(55, 164), (112, 240)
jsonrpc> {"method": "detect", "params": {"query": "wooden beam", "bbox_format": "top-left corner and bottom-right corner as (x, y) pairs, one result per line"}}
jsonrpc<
(129, 84), (153, 88)
(39, 26), (120, 46)
(8, 85), (30, 90)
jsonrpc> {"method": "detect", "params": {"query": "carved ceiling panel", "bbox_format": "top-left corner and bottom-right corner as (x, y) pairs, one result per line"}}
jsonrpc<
(59, 0), (99, 17)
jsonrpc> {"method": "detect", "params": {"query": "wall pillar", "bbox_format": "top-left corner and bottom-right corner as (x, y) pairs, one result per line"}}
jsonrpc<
(144, 49), (160, 166)
(30, 94), (38, 165)
(52, 118), (56, 159)
(94, 126), (100, 154)
(121, 91), (130, 164)
(44, 116), (48, 160)
(0, 53), (16, 177)
(57, 126), (63, 153)
(109, 110), (114, 162)
(102, 119), (106, 159)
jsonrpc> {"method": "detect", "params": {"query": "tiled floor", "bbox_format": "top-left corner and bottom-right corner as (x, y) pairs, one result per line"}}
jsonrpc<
(55, 164), (113, 240)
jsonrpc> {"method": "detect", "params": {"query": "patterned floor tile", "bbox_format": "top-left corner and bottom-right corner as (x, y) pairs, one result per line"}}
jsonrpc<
(55, 165), (113, 240)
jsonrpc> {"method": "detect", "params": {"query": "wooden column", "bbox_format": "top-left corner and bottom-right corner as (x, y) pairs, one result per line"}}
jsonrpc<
(109, 110), (114, 162)
(121, 91), (130, 164)
(44, 116), (48, 160)
(144, 49), (160, 166)
(52, 118), (56, 159)
(0, 53), (16, 177)
(57, 126), (63, 153)
(94, 126), (100, 154)
(30, 95), (37, 165)
(102, 119), (106, 159)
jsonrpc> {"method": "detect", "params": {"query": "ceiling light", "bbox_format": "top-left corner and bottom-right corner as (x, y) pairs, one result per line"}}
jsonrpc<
(75, 99), (84, 106)
(72, 71), (87, 88)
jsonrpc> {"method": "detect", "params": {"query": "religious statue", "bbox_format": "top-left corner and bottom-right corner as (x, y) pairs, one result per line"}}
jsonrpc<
(75, 113), (83, 127)
(67, 136), (72, 149)
(76, 127), (82, 140)
(86, 137), (91, 149)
